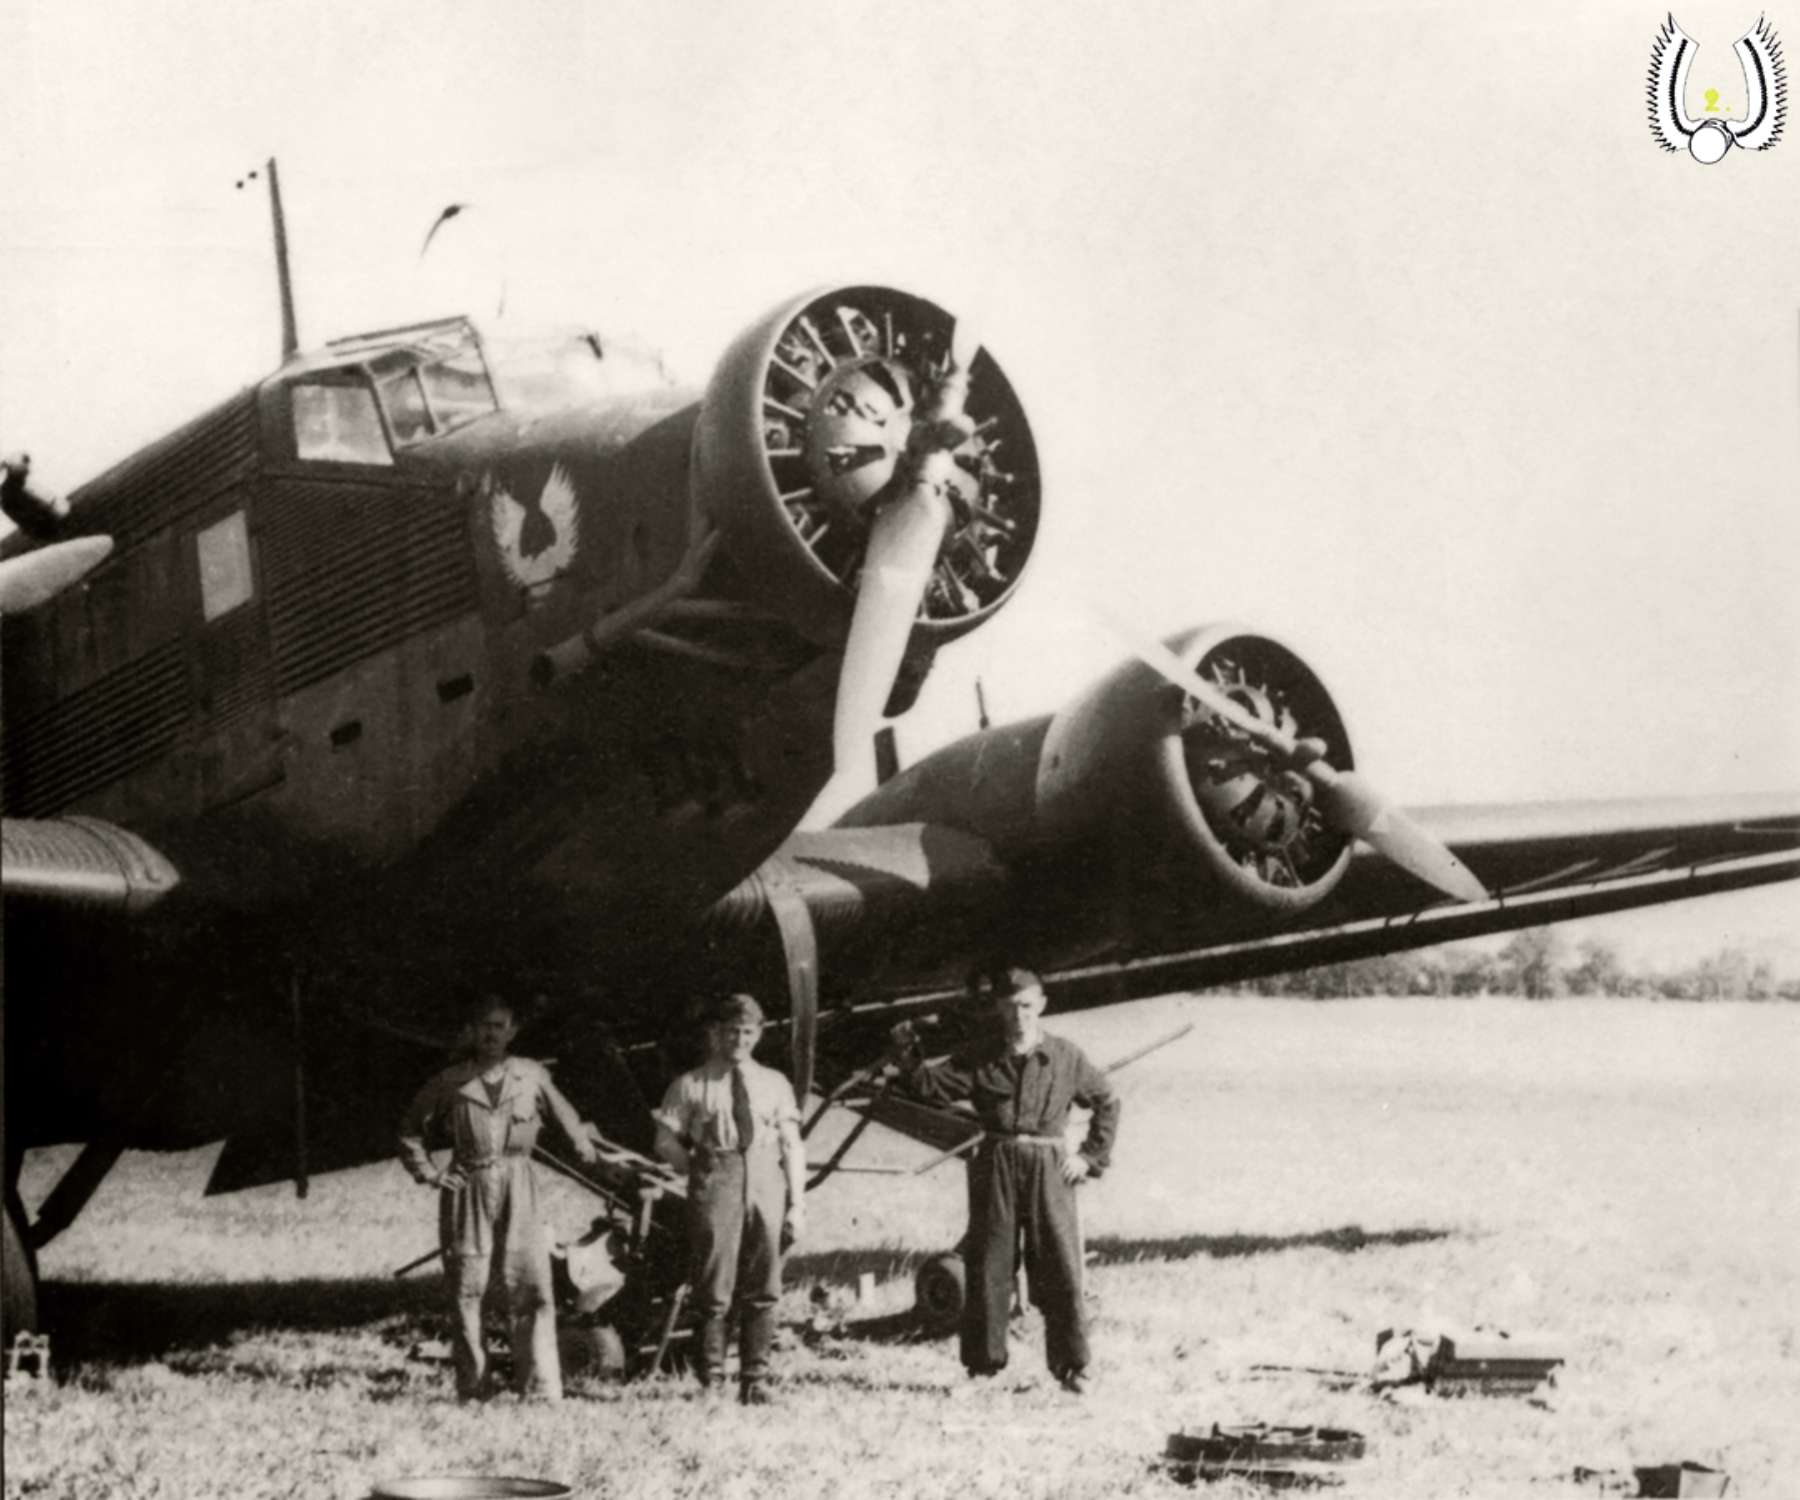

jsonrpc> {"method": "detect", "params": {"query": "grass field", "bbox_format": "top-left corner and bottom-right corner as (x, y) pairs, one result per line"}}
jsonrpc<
(7, 995), (1799, 1499)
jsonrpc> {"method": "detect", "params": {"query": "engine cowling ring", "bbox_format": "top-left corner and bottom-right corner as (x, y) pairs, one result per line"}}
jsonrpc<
(1036, 623), (1354, 918)
(693, 285), (1041, 648)
(1154, 625), (1354, 913)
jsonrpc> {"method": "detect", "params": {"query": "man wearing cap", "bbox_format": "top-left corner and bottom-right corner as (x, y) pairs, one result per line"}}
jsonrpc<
(654, 994), (806, 1404)
(398, 994), (603, 1402)
(889, 966), (1120, 1394)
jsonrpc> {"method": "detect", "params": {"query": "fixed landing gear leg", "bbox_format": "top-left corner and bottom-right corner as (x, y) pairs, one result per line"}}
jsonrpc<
(3, 1184), (39, 1346)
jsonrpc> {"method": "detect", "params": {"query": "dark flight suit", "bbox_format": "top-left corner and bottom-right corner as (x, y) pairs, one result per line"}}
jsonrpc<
(908, 1033), (1120, 1379)
(655, 1060), (800, 1389)
(398, 1056), (591, 1400)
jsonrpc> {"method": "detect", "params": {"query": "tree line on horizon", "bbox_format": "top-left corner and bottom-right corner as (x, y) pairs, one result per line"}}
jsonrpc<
(1239, 928), (1799, 1002)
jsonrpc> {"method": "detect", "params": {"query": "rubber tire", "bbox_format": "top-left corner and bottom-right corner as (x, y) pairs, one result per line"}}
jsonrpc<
(914, 1252), (966, 1332)
(559, 1321), (628, 1383)
(3, 1196), (39, 1348)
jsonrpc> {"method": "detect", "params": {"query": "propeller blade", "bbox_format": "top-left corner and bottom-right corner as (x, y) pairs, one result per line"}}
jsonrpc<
(1307, 763), (1489, 903)
(948, 315), (981, 381)
(828, 319), (980, 782)
(1093, 606), (1291, 751)
(0, 535), (114, 615)
(1094, 604), (1488, 903)
(831, 481), (953, 777)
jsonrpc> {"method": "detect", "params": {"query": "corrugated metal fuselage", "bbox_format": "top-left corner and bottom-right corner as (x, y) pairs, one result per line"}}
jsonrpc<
(3, 354), (837, 1153)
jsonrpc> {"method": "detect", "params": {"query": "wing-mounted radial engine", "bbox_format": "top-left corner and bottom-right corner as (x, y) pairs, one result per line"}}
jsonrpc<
(694, 286), (1041, 770)
(837, 618), (1484, 964)
(1033, 624), (1356, 919)
(834, 624), (1369, 962)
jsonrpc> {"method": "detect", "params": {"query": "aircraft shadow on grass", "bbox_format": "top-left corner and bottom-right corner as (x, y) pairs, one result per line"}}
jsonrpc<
(39, 1226), (1453, 1365)
(817, 1225), (1455, 1347)
(36, 1276), (443, 1367)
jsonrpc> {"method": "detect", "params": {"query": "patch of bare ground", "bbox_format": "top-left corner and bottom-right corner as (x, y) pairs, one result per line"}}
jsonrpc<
(8, 997), (1797, 1499)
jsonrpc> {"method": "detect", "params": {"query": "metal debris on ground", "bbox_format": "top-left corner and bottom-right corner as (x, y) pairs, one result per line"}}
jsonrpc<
(1374, 1325), (1562, 1397)
(368, 1479), (572, 1499)
(4, 1331), (51, 1387)
(1161, 1424), (1366, 1489)
(1572, 1463), (1731, 1497)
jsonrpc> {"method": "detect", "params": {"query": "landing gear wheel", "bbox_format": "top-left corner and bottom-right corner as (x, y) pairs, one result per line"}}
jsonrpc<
(914, 1251), (965, 1333)
(558, 1322), (627, 1384)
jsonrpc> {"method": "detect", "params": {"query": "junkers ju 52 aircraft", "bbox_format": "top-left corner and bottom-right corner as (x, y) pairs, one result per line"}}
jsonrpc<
(5, 190), (1799, 1346)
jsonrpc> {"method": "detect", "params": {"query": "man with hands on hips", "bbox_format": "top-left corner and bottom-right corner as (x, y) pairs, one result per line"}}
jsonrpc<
(888, 966), (1119, 1395)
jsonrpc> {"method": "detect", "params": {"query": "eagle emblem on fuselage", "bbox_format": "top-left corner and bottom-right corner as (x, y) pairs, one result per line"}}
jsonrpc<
(1649, 13), (1786, 162)
(486, 462), (581, 592)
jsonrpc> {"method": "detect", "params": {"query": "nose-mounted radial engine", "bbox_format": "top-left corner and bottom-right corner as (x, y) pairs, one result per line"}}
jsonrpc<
(695, 286), (1040, 772)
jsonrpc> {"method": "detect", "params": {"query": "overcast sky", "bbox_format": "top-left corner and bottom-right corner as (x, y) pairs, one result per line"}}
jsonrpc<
(3, 0), (1796, 971)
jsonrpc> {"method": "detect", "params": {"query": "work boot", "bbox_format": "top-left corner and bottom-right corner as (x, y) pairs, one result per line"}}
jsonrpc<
(1057, 1367), (1091, 1396)
(693, 1312), (727, 1391)
(740, 1381), (772, 1406)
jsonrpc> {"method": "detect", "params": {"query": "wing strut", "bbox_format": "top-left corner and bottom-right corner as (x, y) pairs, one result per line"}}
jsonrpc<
(290, 967), (309, 1200)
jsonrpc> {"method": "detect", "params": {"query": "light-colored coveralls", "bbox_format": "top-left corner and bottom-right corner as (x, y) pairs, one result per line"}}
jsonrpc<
(654, 1059), (800, 1388)
(398, 1055), (590, 1400)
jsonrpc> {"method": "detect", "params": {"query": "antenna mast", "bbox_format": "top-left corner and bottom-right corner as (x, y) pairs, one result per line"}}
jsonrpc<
(265, 157), (299, 360)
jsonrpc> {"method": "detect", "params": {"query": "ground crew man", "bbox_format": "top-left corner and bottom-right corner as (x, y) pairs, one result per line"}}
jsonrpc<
(890, 966), (1120, 1394)
(654, 993), (806, 1405)
(398, 995), (601, 1402)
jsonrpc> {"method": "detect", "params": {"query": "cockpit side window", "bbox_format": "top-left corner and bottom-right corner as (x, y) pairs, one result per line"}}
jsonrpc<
(285, 322), (500, 461)
(292, 378), (393, 466)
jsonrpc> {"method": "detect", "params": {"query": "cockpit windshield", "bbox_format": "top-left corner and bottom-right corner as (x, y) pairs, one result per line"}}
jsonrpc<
(288, 319), (502, 464)
(283, 316), (672, 465)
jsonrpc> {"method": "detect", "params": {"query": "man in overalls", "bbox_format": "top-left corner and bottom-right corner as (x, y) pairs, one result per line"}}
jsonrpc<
(398, 996), (601, 1401)
(654, 993), (806, 1405)
(891, 966), (1120, 1394)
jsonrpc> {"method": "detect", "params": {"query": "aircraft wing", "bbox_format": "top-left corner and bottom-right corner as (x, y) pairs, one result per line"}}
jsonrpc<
(1040, 790), (1800, 1009)
(724, 790), (1800, 1025)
